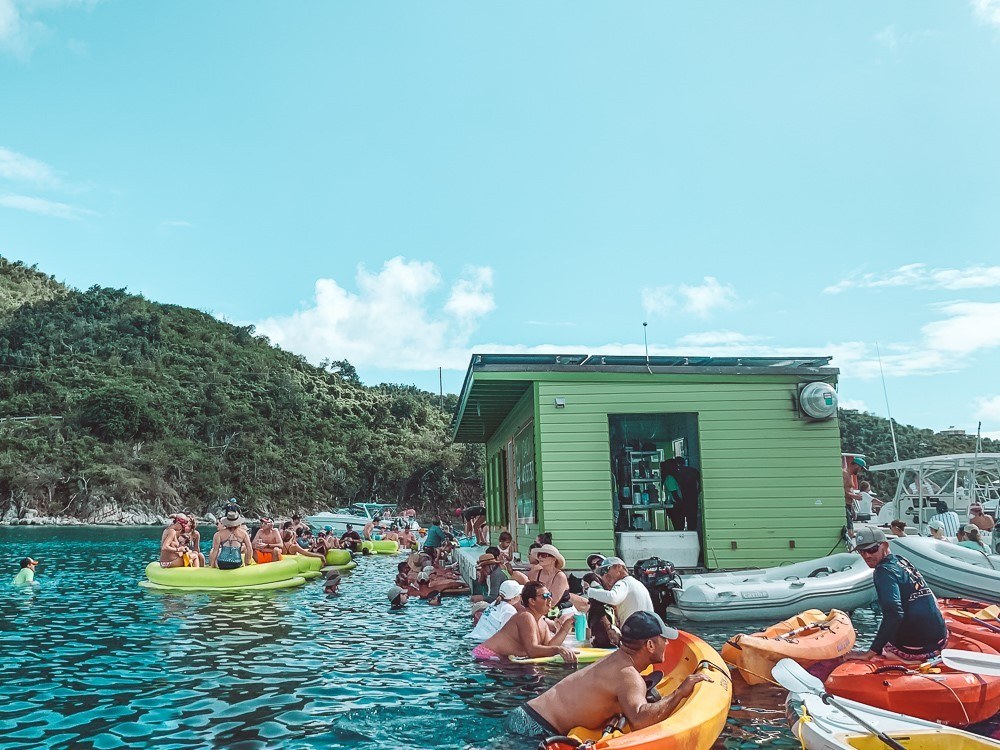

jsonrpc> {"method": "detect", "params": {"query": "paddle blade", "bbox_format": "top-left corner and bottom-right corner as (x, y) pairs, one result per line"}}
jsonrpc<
(941, 648), (1000, 677)
(772, 658), (825, 695)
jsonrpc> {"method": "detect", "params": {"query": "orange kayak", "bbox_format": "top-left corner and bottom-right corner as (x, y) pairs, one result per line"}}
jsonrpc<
(825, 634), (1000, 726)
(721, 609), (855, 685)
(939, 598), (1000, 651)
(567, 631), (732, 750)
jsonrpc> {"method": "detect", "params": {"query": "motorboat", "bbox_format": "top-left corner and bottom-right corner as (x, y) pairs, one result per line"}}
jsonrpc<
(868, 453), (1000, 548)
(664, 553), (876, 622)
(889, 535), (1000, 603)
(305, 502), (421, 533)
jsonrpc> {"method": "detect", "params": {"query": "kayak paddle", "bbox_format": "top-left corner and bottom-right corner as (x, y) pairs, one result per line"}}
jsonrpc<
(772, 658), (907, 750)
(942, 648), (1000, 677)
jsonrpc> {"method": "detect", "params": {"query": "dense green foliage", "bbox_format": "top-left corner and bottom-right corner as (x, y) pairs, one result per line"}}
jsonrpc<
(0, 258), (482, 519)
(839, 408), (999, 497)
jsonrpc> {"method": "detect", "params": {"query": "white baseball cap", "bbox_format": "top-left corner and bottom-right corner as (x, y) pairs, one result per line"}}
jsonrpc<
(499, 579), (524, 600)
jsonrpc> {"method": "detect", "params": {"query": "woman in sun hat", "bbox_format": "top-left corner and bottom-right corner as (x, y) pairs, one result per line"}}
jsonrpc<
(528, 543), (571, 611)
(209, 508), (252, 569)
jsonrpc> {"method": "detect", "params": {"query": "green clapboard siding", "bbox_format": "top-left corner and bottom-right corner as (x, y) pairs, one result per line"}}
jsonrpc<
(531, 374), (843, 569)
(485, 390), (539, 556)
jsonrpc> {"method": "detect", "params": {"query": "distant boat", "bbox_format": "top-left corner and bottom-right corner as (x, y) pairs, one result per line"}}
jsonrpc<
(305, 502), (420, 533)
(869, 453), (1000, 548)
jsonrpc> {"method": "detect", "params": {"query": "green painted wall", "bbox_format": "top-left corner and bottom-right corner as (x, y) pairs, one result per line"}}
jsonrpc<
(485, 389), (538, 557)
(529, 373), (844, 569)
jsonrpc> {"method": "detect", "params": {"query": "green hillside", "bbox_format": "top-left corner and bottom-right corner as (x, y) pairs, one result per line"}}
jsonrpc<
(0, 258), (482, 520)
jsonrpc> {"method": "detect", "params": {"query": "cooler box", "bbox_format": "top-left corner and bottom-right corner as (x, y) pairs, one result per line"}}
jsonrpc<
(617, 531), (700, 568)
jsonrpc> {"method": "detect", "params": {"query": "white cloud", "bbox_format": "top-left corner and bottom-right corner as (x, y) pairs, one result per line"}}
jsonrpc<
(839, 398), (870, 412)
(675, 330), (760, 347)
(825, 263), (1000, 294)
(973, 0), (1000, 28)
(0, 194), (94, 219)
(0, 146), (62, 186)
(874, 25), (898, 50)
(922, 302), (1000, 356)
(254, 258), (495, 371)
(0, 0), (102, 58)
(643, 276), (738, 319)
(975, 395), (1000, 422)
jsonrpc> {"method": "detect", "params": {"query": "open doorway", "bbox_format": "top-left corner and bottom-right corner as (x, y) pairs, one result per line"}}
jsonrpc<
(608, 412), (702, 566)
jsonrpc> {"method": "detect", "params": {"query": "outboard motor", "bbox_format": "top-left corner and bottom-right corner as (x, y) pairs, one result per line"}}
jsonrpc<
(633, 556), (682, 620)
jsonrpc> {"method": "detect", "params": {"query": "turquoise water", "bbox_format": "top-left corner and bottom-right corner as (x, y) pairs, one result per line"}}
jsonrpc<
(0, 527), (881, 750)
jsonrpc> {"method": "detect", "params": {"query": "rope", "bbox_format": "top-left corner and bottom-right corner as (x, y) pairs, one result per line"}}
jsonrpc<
(723, 661), (783, 688)
(795, 705), (811, 750)
(910, 671), (971, 726)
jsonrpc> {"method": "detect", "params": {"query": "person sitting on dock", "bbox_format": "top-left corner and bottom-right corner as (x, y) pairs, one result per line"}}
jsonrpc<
(853, 526), (948, 662)
(252, 517), (284, 563)
(527, 544), (572, 613)
(422, 517), (447, 562)
(928, 501), (961, 538)
(497, 531), (514, 561)
(472, 550), (509, 603)
(160, 514), (201, 568)
(969, 504), (996, 533)
(473, 582), (577, 663)
(507, 612), (709, 741)
(209, 511), (253, 569)
(587, 556), (655, 626)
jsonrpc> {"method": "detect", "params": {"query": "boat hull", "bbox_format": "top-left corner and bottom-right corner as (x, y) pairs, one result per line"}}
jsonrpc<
(889, 537), (1000, 604)
(667, 553), (876, 622)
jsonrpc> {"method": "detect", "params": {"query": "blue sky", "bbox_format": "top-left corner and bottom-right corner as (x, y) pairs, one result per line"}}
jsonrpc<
(2, 1), (1000, 437)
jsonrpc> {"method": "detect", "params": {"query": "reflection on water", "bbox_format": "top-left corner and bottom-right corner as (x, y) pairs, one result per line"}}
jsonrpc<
(1, 527), (879, 749)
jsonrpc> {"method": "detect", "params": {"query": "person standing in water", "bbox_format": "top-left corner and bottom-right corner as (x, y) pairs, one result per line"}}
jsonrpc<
(12, 557), (39, 586)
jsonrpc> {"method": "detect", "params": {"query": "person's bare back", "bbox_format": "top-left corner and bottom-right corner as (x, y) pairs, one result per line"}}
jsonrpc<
(480, 611), (551, 657)
(528, 652), (644, 733)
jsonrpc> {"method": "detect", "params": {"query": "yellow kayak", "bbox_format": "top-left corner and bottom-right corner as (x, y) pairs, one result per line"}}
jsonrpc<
(569, 631), (732, 750)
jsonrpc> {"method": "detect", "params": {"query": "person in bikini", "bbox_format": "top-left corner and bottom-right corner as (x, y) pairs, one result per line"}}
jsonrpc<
(473, 582), (577, 663)
(183, 513), (207, 567)
(507, 611), (710, 740)
(280, 525), (326, 564)
(209, 511), (253, 569)
(160, 514), (200, 568)
(526, 544), (571, 611)
(252, 517), (284, 563)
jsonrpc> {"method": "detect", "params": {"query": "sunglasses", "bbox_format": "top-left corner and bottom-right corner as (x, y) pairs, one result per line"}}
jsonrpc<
(536, 552), (553, 559)
(857, 546), (880, 555)
(540, 592), (552, 600)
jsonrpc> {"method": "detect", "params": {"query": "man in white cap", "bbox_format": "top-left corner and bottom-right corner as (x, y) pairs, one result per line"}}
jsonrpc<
(507, 611), (712, 740)
(586, 556), (655, 627)
(853, 525), (947, 662)
(468, 579), (524, 643)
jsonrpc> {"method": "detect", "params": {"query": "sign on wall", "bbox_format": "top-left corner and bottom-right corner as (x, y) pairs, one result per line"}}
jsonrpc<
(514, 420), (536, 525)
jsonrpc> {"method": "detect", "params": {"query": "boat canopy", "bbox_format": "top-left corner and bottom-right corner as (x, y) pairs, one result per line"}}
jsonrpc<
(870, 453), (1000, 472)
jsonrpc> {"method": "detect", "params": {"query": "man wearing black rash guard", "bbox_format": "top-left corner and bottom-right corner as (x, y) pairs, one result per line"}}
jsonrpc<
(853, 526), (948, 661)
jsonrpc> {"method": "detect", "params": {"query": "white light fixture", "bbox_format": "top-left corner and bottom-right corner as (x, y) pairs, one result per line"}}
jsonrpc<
(554, 398), (566, 409)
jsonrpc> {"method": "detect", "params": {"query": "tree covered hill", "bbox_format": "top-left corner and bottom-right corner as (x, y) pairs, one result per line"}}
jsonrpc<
(840, 407), (999, 497)
(0, 257), (482, 521)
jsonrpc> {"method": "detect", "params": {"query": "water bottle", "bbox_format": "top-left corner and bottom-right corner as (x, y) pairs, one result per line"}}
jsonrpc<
(574, 612), (587, 642)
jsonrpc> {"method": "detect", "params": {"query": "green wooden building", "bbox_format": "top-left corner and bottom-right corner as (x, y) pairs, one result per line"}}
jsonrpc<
(450, 354), (845, 570)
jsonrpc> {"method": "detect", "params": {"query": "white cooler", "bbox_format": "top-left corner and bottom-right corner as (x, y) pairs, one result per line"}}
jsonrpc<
(616, 531), (700, 568)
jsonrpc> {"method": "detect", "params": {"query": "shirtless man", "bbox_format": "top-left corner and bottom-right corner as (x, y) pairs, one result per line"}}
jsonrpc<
(160, 514), (200, 568)
(252, 517), (284, 563)
(507, 611), (712, 740)
(472, 582), (577, 663)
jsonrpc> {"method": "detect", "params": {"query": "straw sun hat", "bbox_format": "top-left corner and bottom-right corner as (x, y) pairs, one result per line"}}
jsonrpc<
(529, 544), (565, 569)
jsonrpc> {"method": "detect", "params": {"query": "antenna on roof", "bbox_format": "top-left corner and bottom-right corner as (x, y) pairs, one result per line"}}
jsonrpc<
(642, 322), (652, 375)
(876, 342), (900, 463)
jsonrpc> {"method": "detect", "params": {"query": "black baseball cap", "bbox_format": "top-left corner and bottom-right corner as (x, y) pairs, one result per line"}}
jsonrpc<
(620, 611), (679, 642)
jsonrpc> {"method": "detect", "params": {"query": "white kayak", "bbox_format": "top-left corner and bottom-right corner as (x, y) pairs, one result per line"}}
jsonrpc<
(788, 691), (1000, 750)
(889, 536), (1000, 604)
(665, 553), (875, 622)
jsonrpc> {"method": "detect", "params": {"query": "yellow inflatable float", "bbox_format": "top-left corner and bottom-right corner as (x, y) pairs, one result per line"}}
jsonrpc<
(141, 558), (308, 592)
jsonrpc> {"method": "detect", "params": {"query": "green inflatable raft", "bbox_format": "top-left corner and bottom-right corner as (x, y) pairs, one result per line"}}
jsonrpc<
(360, 539), (400, 554)
(142, 558), (311, 592)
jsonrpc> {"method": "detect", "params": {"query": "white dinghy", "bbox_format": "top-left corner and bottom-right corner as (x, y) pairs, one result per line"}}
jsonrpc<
(664, 553), (875, 622)
(777, 658), (1000, 750)
(889, 535), (1000, 604)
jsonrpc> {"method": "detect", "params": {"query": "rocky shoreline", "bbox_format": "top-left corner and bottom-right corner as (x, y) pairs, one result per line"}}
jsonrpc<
(1, 506), (218, 527)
